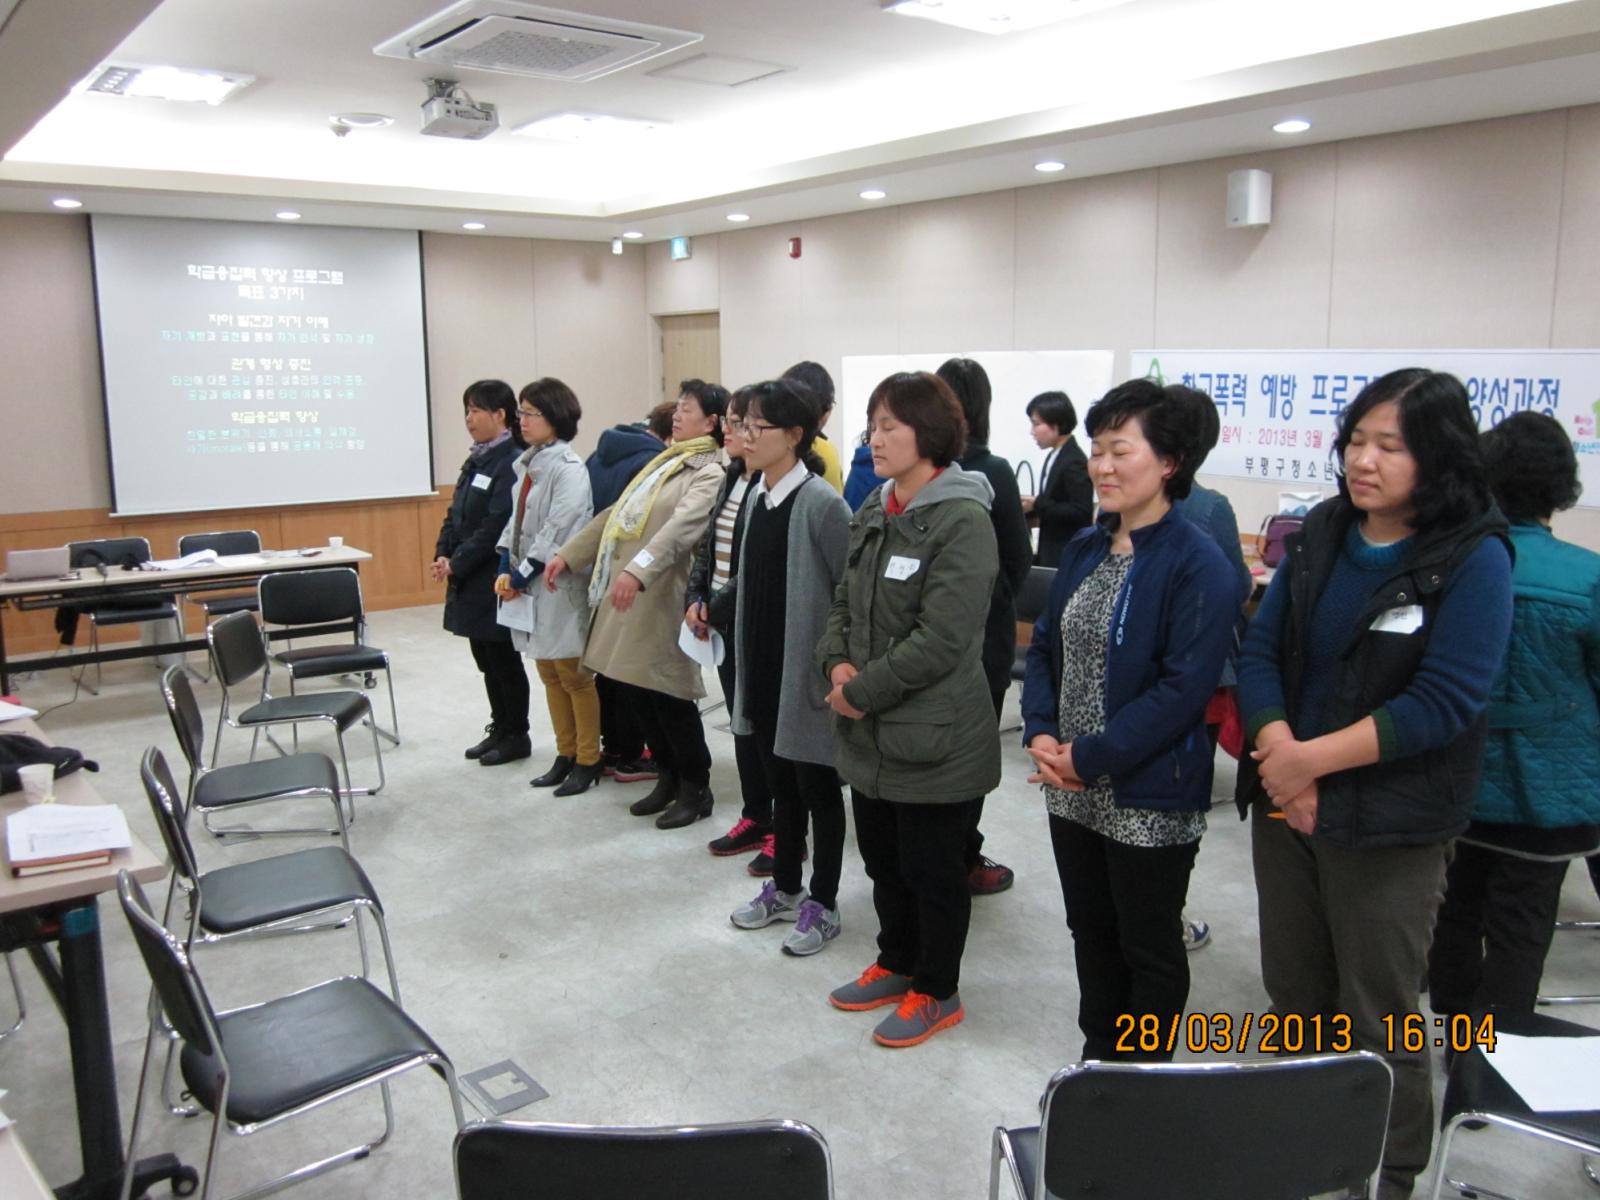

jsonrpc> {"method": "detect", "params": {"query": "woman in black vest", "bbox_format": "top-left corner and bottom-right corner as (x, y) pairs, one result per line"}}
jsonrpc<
(1236, 369), (1512, 1200)
(433, 379), (529, 766)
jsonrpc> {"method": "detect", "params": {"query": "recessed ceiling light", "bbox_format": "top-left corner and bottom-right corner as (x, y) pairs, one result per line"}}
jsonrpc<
(883, 0), (1134, 35)
(510, 112), (666, 142)
(52, 197), (83, 209)
(331, 112), (394, 129)
(85, 63), (254, 105)
(622, 231), (644, 239)
(1273, 118), (1312, 134)
(1034, 160), (1066, 173)
(859, 188), (888, 200)
(462, 221), (486, 231)
(726, 213), (751, 223)
(275, 210), (301, 221)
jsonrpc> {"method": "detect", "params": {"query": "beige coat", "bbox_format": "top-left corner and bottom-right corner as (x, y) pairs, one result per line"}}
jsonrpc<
(559, 450), (723, 700)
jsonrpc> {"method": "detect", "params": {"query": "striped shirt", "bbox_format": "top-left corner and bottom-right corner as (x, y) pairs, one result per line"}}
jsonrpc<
(710, 475), (750, 591)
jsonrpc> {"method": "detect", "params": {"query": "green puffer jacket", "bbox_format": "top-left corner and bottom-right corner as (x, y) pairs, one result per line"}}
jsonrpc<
(816, 465), (1001, 804)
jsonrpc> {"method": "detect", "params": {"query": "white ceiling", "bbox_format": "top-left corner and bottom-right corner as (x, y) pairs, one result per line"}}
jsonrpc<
(1, 0), (1599, 242)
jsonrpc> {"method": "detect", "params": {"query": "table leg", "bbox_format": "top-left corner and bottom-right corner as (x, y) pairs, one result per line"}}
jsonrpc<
(1, 600), (12, 696)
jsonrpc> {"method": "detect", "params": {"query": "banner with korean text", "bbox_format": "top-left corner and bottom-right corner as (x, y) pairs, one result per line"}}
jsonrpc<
(1130, 349), (1600, 508)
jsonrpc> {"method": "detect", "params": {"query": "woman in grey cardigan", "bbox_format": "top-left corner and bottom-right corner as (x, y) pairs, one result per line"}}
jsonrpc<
(724, 379), (852, 956)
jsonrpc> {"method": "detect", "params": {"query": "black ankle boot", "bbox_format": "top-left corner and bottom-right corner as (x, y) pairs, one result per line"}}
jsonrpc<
(479, 733), (532, 766)
(656, 780), (714, 829)
(529, 755), (575, 788)
(553, 761), (604, 797)
(629, 771), (679, 816)
(464, 724), (499, 760)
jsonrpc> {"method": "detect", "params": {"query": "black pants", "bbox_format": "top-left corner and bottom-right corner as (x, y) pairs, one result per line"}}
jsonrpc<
(618, 680), (712, 786)
(717, 647), (771, 826)
(468, 636), (529, 737)
(751, 716), (843, 909)
(595, 673), (643, 761)
(962, 684), (1009, 870)
(1051, 813), (1198, 1061)
(1428, 841), (1567, 1017)
(853, 790), (981, 1000)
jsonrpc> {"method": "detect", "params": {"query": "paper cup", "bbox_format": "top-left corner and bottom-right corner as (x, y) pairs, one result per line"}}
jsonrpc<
(328, 536), (344, 548)
(18, 762), (55, 804)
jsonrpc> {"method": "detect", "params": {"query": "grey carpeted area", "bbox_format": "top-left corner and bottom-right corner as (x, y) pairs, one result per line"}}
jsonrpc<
(3, 604), (1598, 1198)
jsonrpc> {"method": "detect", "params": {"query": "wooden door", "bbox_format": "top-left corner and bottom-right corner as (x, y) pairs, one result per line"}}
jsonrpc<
(658, 312), (722, 404)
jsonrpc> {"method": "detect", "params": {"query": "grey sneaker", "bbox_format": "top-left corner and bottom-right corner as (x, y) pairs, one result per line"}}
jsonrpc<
(872, 989), (965, 1047)
(730, 881), (805, 930)
(781, 900), (840, 957)
(828, 963), (913, 1011)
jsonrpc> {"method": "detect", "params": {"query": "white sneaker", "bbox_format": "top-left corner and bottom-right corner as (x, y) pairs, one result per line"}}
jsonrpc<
(782, 899), (841, 956)
(730, 881), (806, 929)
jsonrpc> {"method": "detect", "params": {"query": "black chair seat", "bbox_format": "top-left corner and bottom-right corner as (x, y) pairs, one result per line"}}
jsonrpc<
(182, 976), (446, 1126)
(238, 691), (369, 732)
(274, 645), (389, 676)
(85, 600), (179, 625)
(1011, 644), (1028, 682)
(1443, 1011), (1600, 1144)
(196, 593), (260, 616)
(199, 847), (380, 934)
(193, 753), (340, 811)
(1005, 1128), (1039, 1199)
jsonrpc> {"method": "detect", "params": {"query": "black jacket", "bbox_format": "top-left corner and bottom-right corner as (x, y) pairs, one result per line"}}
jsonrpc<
(586, 424), (664, 511)
(958, 445), (1035, 695)
(1234, 498), (1510, 848)
(685, 462), (757, 635)
(436, 437), (521, 641)
(1034, 439), (1094, 568)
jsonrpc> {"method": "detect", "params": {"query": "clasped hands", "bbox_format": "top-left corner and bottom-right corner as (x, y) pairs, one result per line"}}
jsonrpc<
(1026, 735), (1086, 792)
(825, 663), (865, 720)
(1251, 723), (1320, 834)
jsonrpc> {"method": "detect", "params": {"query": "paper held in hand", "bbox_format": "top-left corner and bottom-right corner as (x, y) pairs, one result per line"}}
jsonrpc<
(6, 803), (132, 877)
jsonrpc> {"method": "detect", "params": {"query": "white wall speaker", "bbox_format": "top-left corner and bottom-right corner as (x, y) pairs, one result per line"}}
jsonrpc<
(1226, 168), (1272, 228)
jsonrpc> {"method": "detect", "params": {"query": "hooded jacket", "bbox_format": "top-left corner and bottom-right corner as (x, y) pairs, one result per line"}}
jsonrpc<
(585, 424), (665, 511)
(816, 465), (1001, 803)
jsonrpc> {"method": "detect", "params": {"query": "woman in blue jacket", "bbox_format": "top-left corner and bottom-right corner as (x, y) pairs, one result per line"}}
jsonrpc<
(1236, 369), (1512, 1200)
(1021, 379), (1236, 1062)
(1428, 412), (1600, 1018)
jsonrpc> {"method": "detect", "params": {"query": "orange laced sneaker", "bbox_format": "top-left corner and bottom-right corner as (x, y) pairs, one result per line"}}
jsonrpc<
(828, 963), (913, 1011)
(871, 990), (965, 1047)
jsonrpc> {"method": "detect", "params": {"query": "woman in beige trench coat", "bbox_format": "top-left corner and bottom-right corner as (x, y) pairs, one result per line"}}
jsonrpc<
(546, 380), (729, 830)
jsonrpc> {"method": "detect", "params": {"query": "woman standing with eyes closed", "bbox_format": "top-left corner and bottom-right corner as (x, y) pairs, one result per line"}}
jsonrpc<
(1236, 369), (1512, 1200)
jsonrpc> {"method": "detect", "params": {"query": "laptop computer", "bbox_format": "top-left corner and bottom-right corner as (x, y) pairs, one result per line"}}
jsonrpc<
(4, 547), (71, 581)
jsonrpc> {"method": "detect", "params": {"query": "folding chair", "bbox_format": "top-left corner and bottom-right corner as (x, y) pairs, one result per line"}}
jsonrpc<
(160, 666), (349, 842)
(206, 611), (384, 799)
(0, 952), (21, 1042)
(258, 567), (399, 745)
(1430, 1010), (1600, 1200)
(454, 1118), (833, 1200)
(66, 536), (178, 694)
(117, 872), (463, 1200)
(991, 1053), (1392, 1200)
(180, 531), (264, 680)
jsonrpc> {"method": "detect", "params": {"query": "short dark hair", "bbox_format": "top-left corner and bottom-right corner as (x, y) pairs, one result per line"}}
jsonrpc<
(1026, 390), (1077, 438)
(1332, 369), (1489, 532)
(678, 378), (730, 446)
(1084, 378), (1206, 500)
(1482, 411), (1581, 521)
(746, 379), (826, 476)
(865, 371), (967, 469)
(781, 361), (835, 413)
(462, 379), (523, 447)
(936, 357), (992, 448)
(646, 401), (675, 442)
(518, 377), (581, 442)
(1165, 384), (1221, 463)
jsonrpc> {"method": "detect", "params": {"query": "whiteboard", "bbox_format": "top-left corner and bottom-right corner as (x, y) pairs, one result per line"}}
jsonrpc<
(838, 351), (1114, 495)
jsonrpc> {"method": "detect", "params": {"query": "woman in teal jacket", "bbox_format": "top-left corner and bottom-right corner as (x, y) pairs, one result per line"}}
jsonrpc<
(1428, 411), (1600, 1017)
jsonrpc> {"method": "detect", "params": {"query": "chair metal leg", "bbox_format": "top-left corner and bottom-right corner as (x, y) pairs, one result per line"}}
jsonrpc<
(75, 616), (102, 696)
(0, 952), (23, 1041)
(1537, 920), (1600, 1005)
(1431, 1111), (1600, 1200)
(199, 787), (348, 845)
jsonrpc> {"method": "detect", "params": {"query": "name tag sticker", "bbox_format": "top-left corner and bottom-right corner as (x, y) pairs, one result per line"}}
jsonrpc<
(470, 473), (493, 491)
(631, 548), (655, 570)
(1370, 604), (1424, 634)
(884, 555), (921, 581)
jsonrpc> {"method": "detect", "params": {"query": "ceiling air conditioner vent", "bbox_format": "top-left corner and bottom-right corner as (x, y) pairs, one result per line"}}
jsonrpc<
(373, 2), (701, 82)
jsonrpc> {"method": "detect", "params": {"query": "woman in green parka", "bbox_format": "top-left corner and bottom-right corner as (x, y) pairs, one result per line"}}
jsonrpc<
(817, 370), (1000, 1048)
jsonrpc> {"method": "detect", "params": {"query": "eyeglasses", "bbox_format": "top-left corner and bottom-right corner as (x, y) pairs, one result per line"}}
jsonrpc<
(743, 421), (781, 436)
(517, 407), (542, 420)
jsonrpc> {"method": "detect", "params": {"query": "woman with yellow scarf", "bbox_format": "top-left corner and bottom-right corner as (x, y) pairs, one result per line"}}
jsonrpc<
(545, 381), (729, 830)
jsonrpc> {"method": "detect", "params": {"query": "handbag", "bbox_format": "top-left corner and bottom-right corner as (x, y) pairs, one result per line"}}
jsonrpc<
(0, 733), (98, 794)
(1256, 514), (1304, 568)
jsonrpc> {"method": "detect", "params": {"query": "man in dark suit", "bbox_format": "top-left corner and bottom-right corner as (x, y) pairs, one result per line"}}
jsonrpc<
(1022, 391), (1094, 568)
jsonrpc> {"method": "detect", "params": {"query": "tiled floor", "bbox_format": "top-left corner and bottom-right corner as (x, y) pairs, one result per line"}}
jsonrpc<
(4, 604), (1598, 1198)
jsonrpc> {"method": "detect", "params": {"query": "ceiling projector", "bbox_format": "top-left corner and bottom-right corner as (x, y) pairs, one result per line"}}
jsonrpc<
(420, 91), (498, 140)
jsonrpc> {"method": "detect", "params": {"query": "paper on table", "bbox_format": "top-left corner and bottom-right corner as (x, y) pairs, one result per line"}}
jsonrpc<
(0, 700), (39, 723)
(1484, 1032), (1600, 1112)
(147, 549), (220, 570)
(215, 553), (268, 569)
(677, 621), (725, 669)
(495, 591), (535, 634)
(6, 804), (132, 863)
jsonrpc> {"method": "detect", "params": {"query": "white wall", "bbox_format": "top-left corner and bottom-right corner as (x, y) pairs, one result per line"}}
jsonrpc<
(642, 105), (1600, 548)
